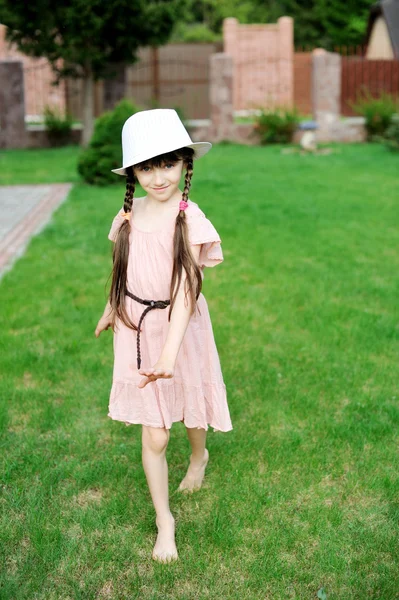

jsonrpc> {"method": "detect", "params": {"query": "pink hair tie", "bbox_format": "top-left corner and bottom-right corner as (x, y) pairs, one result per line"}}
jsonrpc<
(121, 211), (131, 221)
(179, 200), (189, 211)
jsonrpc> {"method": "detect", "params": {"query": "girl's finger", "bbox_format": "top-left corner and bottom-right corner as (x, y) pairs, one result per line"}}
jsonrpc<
(138, 376), (151, 389)
(138, 371), (159, 387)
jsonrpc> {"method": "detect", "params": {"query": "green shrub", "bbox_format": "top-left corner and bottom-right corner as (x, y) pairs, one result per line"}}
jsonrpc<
(384, 115), (399, 152)
(254, 107), (300, 144)
(352, 90), (398, 140)
(44, 105), (74, 146)
(77, 98), (141, 186)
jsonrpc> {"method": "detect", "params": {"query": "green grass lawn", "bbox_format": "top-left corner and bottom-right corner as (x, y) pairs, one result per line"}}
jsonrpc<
(1, 142), (398, 599)
(0, 145), (81, 185)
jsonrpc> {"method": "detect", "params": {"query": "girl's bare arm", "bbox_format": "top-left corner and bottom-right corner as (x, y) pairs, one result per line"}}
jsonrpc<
(94, 300), (115, 337)
(138, 244), (201, 388)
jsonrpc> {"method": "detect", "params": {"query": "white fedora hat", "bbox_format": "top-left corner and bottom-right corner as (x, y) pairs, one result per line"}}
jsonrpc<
(111, 108), (212, 176)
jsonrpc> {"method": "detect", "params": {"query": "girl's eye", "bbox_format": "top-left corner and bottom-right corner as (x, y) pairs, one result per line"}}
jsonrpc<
(164, 163), (175, 169)
(140, 166), (151, 172)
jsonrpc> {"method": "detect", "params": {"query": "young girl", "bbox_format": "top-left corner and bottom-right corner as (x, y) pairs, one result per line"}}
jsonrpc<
(95, 108), (233, 564)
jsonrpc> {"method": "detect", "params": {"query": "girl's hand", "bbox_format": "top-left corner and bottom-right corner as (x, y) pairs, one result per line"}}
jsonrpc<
(94, 315), (114, 337)
(138, 360), (175, 389)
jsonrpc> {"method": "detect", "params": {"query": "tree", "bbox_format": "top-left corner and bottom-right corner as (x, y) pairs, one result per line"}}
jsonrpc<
(315, 0), (375, 48)
(173, 0), (375, 49)
(0, 0), (183, 145)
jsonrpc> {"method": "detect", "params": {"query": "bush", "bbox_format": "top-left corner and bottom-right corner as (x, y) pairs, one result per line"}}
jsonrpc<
(384, 115), (399, 152)
(352, 90), (398, 140)
(44, 105), (74, 146)
(254, 107), (300, 144)
(77, 99), (141, 186)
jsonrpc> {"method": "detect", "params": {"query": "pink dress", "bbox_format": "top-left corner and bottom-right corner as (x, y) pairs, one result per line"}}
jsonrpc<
(107, 198), (233, 433)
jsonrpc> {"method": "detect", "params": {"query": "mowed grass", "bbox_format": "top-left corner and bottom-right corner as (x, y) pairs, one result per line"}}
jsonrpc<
(1, 142), (398, 599)
(0, 145), (81, 185)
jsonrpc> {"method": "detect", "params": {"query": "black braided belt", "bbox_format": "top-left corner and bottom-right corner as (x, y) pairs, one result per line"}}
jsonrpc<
(126, 289), (170, 370)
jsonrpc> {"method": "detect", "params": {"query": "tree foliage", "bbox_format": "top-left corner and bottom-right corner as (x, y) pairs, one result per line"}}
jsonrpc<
(0, 0), (183, 80)
(173, 0), (376, 48)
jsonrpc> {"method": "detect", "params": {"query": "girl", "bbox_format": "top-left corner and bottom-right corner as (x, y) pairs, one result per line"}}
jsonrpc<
(95, 109), (233, 564)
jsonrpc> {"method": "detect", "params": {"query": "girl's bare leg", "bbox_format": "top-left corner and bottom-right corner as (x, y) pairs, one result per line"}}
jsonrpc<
(141, 425), (178, 563)
(178, 426), (209, 493)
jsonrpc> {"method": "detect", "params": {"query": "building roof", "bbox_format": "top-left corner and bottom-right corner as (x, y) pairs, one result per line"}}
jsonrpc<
(365, 0), (399, 58)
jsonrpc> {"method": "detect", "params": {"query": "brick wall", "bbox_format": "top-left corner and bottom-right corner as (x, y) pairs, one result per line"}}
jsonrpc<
(223, 17), (294, 111)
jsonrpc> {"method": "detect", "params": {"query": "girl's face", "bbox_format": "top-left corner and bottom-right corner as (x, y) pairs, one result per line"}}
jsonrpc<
(134, 159), (185, 203)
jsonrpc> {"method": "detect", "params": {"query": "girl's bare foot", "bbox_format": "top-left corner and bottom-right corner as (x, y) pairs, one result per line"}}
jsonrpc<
(152, 512), (178, 563)
(177, 448), (209, 493)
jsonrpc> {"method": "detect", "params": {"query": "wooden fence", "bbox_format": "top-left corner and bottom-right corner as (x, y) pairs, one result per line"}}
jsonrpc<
(15, 44), (399, 122)
(64, 43), (220, 121)
(341, 56), (399, 115)
(293, 52), (312, 116)
(293, 46), (399, 117)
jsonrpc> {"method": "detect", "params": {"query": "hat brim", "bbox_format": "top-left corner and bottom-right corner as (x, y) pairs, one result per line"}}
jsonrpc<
(111, 142), (212, 176)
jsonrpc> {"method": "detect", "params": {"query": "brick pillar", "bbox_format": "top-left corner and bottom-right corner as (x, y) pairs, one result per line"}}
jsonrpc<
(312, 49), (341, 139)
(223, 17), (238, 54)
(278, 17), (294, 107)
(208, 53), (235, 142)
(0, 25), (7, 57)
(223, 18), (238, 109)
(0, 61), (26, 149)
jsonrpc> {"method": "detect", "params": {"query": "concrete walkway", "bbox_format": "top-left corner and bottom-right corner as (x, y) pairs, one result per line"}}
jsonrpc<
(0, 183), (72, 280)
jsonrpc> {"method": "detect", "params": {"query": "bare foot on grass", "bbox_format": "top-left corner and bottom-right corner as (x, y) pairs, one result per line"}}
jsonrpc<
(177, 448), (209, 493)
(152, 512), (178, 563)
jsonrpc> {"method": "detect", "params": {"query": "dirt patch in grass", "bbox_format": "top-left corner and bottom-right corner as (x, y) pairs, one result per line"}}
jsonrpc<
(72, 488), (103, 508)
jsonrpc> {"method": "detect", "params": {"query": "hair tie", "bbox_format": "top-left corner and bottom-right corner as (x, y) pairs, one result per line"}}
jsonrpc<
(121, 211), (131, 221)
(179, 200), (189, 211)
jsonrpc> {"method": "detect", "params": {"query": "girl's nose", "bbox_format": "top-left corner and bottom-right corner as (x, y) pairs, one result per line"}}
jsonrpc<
(152, 168), (166, 186)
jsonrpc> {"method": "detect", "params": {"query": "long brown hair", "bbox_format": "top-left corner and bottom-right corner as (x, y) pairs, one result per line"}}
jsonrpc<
(109, 147), (202, 329)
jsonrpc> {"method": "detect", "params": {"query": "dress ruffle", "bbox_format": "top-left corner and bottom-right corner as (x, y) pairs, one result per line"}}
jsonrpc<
(186, 209), (223, 268)
(108, 209), (124, 242)
(108, 377), (232, 432)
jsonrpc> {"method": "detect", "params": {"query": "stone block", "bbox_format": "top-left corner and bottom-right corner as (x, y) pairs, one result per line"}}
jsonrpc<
(208, 53), (235, 142)
(312, 49), (341, 122)
(0, 61), (26, 149)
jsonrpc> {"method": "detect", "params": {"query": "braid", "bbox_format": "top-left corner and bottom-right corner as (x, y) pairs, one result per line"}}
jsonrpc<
(169, 156), (202, 320)
(124, 169), (135, 213)
(109, 166), (138, 331)
(181, 157), (193, 203)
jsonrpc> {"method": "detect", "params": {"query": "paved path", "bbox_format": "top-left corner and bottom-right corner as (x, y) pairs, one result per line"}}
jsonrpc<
(0, 183), (72, 280)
